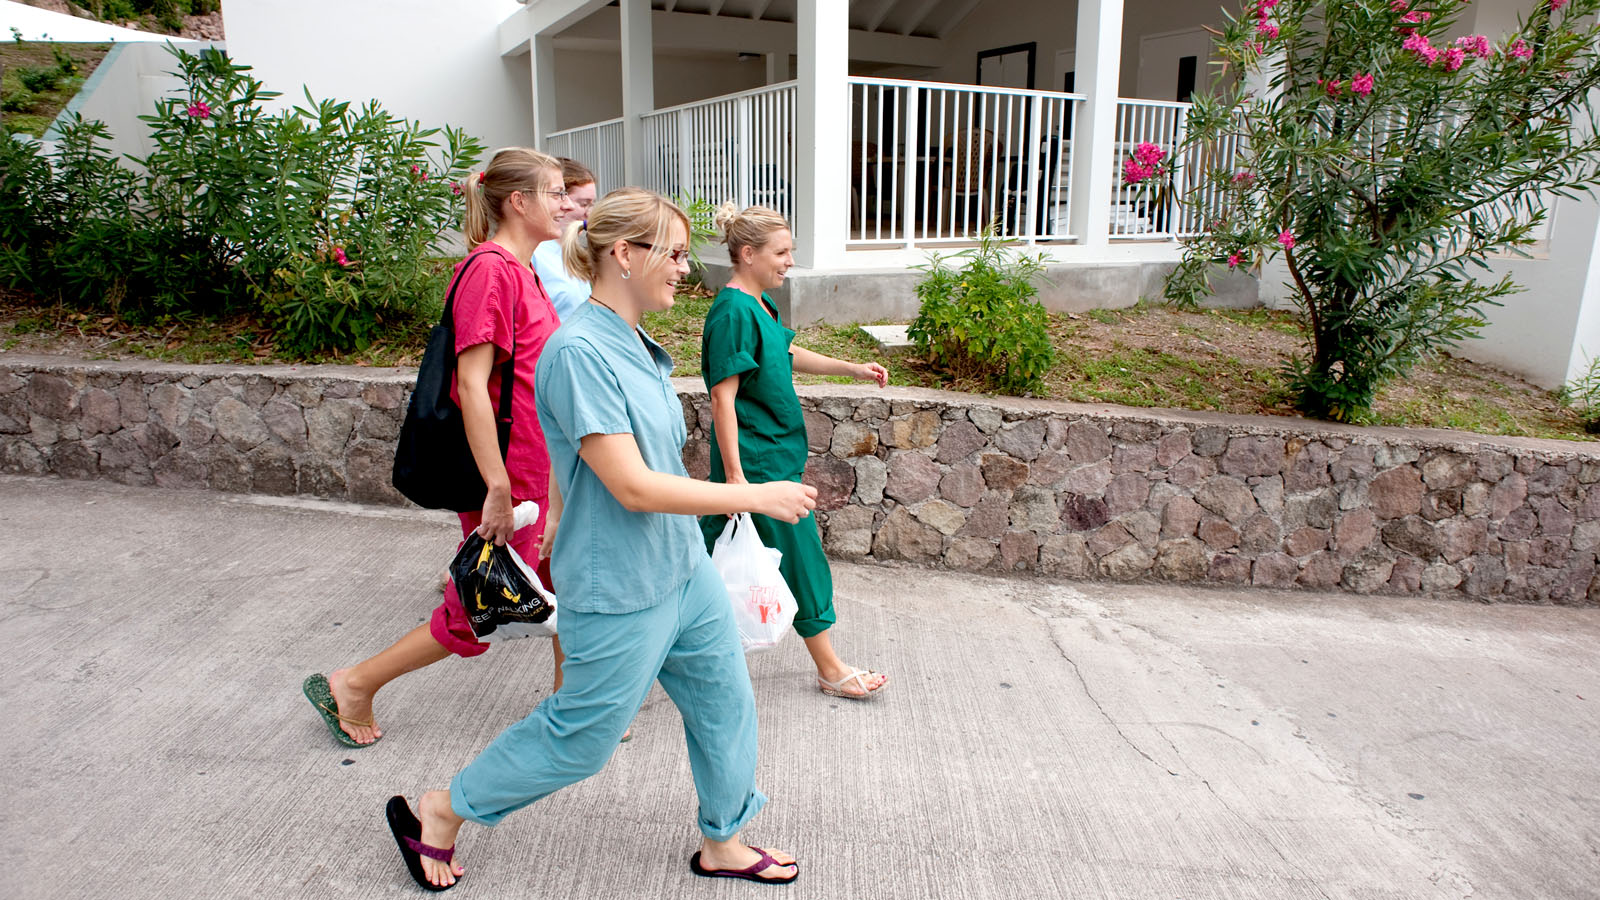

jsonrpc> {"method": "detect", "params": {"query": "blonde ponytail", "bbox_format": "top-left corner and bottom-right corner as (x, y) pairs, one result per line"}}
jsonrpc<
(460, 147), (562, 248)
(716, 203), (790, 265)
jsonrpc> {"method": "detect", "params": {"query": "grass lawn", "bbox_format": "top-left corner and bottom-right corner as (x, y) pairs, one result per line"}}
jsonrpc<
(1, 42), (112, 138)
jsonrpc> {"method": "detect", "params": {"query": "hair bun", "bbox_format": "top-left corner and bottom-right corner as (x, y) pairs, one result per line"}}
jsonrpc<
(712, 200), (741, 241)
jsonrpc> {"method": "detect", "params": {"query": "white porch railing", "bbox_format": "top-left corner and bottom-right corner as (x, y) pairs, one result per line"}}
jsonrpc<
(1111, 98), (1244, 240)
(544, 118), (626, 196)
(638, 82), (797, 226)
(847, 77), (1084, 246)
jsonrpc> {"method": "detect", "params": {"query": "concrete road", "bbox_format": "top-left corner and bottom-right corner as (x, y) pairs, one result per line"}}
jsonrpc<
(2, 474), (1597, 900)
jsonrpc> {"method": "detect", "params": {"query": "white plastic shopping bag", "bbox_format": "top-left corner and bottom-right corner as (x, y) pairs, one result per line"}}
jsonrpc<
(710, 513), (796, 652)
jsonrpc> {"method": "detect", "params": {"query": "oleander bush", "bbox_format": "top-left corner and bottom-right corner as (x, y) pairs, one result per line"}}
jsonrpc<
(1166, 0), (1600, 423)
(0, 47), (482, 355)
(909, 229), (1055, 395)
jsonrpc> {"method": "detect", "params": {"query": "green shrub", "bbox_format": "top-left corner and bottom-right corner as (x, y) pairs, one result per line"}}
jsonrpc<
(16, 67), (62, 94)
(1560, 358), (1600, 434)
(908, 229), (1055, 395)
(0, 47), (482, 355)
(1167, 0), (1600, 424)
(50, 44), (79, 77)
(1, 89), (33, 113)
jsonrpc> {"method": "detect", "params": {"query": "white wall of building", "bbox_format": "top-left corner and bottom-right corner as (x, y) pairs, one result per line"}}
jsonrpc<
(220, 0), (534, 152)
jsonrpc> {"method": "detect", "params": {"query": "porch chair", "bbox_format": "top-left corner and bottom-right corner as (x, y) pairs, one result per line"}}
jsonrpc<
(945, 126), (1002, 235)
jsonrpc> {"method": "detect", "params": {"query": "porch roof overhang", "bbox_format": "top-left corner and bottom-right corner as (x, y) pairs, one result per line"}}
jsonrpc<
(500, 0), (952, 67)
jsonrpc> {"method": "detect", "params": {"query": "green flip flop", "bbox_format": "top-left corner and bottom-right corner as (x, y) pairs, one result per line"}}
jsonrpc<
(303, 673), (379, 749)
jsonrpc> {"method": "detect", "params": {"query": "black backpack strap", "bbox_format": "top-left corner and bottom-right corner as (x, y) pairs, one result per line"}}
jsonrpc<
(445, 250), (515, 464)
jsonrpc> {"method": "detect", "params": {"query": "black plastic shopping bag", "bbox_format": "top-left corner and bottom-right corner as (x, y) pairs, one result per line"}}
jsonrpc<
(449, 530), (556, 642)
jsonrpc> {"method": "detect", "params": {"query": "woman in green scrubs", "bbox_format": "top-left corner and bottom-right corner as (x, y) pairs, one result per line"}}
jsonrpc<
(700, 204), (890, 700)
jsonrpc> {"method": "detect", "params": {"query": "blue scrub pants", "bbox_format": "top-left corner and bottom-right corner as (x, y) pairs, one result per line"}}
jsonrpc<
(449, 555), (767, 841)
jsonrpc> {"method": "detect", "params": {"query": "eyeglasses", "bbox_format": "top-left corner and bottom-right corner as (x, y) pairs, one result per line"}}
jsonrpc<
(525, 189), (569, 200)
(628, 241), (691, 265)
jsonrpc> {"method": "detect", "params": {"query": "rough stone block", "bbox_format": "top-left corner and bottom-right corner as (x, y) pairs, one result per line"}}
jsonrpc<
(1221, 436), (1286, 478)
(822, 505), (875, 558)
(1160, 495), (1203, 539)
(207, 446), (252, 494)
(1297, 550), (1343, 588)
(1010, 486), (1060, 533)
(884, 451), (941, 504)
(1167, 455), (1217, 488)
(1388, 556), (1424, 593)
(803, 409), (834, 454)
(1063, 421), (1112, 462)
(880, 411), (942, 449)
(1112, 442), (1158, 474)
(1198, 516), (1241, 551)
(872, 507), (944, 562)
(830, 421), (880, 458)
(944, 537), (997, 570)
(1156, 431), (1192, 468)
(1208, 553), (1251, 584)
(1421, 562), (1463, 592)
(968, 407), (1003, 434)
(1060, 495), (1111, 532)
(959, 492), (1010, 539)
(804, 455), (856, 511)
(1040, 534), (1093, 577)
(854, 455), (888, 505)
(979, 453), (1030, 492)
(915, 499), (968, 536)
(1421, 451), (1474, 489)
(1098, 543), (1154, 579)
(1239, 514), (1280, 554)
(1252, 552), (1299, 587)
(1191, 426), (1229, 457)
(1154, 538), (1208, 580)
(1103, 473), (1151, 516)
(934, 419), (985, 464)
(998, 531), (1039, 571)
(1284, 441), (1332, 492)
(1283, 526), (1329, 557)
(1194, 476), (1257, 524)
(1370, 466), (1424, 519)
(1342, 557), (1394, 593)
(994, 419), (1046, 460)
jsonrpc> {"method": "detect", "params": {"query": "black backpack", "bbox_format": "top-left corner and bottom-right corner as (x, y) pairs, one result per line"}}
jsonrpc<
(392, 253), (514, 512)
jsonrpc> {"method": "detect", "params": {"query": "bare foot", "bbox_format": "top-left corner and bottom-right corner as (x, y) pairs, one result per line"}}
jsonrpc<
(417, 790), (466, 888)
(328, 668), (382, 744)
(697, 837), (797, 881)
(817, 664), (887, 698)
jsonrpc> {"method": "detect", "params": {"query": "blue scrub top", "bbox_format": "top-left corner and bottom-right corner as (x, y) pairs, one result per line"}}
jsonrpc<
(535, 301), (705, 614)
(533, 239), (591, 323)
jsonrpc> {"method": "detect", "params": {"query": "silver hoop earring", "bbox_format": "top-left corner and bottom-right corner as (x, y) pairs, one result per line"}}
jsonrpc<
(620, 269), (631, 280)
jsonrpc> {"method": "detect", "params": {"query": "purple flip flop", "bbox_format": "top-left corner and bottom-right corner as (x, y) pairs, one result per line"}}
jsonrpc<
(689, 847), (799, 884)
(386, 795), (459, 892)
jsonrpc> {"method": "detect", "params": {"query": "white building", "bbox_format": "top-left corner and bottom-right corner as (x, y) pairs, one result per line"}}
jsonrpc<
(217, 0), (1597, 389)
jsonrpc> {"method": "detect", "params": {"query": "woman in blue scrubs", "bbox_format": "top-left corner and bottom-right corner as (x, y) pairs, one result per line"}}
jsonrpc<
(385, 188), (815, 891)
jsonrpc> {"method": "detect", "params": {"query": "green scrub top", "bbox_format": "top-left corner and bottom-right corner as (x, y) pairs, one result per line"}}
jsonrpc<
(700, 286), (808, 483)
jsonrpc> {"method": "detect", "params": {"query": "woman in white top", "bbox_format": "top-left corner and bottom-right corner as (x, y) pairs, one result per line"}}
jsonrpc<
(533, 158), (597, 322)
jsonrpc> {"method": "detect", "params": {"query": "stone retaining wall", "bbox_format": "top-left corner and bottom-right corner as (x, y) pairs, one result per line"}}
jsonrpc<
(3, 355), (1598, 604)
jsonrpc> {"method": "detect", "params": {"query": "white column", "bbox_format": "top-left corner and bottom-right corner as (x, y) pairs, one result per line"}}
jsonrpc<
(795, 0), (849, 269)
(620, 0), (654, 183)
(1067, 0), (1124, 248)
(531, 34), (558, 149)
(765, 52), (786, 85)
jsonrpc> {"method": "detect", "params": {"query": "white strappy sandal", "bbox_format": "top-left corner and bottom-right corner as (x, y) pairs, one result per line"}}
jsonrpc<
(817, 668), (887, 700)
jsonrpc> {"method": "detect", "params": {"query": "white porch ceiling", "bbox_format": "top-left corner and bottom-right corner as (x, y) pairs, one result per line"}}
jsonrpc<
(506, 0), (953, 67)
(510, 0), (980, 44)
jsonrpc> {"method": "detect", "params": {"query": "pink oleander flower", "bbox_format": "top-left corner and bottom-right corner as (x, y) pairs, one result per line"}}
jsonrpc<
(1278, 230), (1296, 250)
(332, 247), (350, 267)
(1232, 170), (1256, 184)
(1245, 40), (1264, 54)
(1256, 0), (1280, 11)
(1228, 252), (1242, 268)
(1134, 142), (1167, 168)
(1402, 32), (1431, 52)
(1442, 47), (1466, 70)
(1258, 22), (1280, 38)
(1550, 0), (1568, 9)
(451, 181), (463, 196)
(1390, 0), (1408, 10)
(186, 101), (211, 119)
(1351, 72), (1375, 95)
(1123, 159), (1155, 184)
(1400, 9), (1432, 21)
(1327, 79), (1345, 96)
(1507, 38), (1532, 59)
(1456, 34), (1492, 57)
(410, 164), (420, 174)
